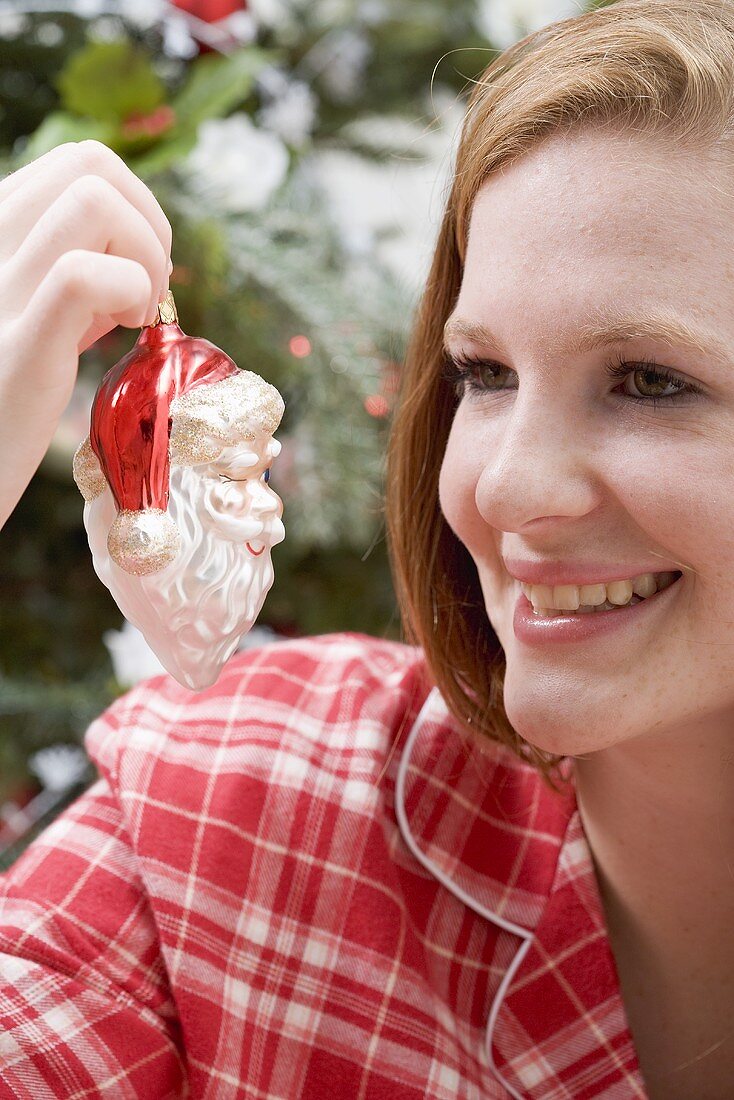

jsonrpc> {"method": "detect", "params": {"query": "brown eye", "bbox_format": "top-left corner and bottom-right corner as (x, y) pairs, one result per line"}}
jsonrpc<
(442, 352), (506, 397)
(627, 368), (679, 399)
(603, 355), (703, 406)
(471, 362), (502, 388)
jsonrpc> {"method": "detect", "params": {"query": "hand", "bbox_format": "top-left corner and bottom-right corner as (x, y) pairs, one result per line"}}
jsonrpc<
(0, 140), (173, 531)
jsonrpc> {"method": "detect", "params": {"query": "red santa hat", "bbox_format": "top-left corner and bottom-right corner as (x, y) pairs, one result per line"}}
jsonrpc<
(73, 292), (284, 576)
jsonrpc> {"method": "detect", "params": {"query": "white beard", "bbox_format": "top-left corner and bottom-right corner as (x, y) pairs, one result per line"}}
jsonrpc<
(83, 463), (283, 690)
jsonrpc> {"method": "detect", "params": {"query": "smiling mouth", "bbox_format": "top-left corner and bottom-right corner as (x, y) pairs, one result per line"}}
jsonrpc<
(246, 541), (265, 556)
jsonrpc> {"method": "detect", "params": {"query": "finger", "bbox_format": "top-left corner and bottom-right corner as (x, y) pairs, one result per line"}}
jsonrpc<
(14, 251), (155, 386)
(0, 252), (156, 525)
(0, 140), (172, 268)
(0, 142), (71, 202)
(6, 174), (169, 320)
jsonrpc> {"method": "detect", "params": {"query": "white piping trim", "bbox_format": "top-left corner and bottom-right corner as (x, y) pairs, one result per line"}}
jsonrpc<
(395, 685), (535, 1100)
(483, 936), (535, 1100)
(395, 687), (534, 939)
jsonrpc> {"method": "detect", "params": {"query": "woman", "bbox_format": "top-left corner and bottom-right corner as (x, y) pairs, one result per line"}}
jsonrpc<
(0, 0), (731, 1096)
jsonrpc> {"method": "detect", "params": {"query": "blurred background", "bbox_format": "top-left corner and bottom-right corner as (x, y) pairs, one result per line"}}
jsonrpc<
(0, 0), (591, 862)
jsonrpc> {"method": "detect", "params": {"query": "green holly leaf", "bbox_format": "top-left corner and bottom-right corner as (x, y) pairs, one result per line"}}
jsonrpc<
(129, 48), (281, 177)
(56, 40), (166, 123)
(172, 47), (280, 128)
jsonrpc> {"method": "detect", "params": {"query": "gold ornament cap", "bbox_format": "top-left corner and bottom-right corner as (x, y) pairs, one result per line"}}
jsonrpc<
(148, 289), (178, 327)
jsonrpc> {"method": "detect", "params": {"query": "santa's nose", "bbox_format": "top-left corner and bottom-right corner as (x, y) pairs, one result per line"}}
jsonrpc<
(250, 484), (281, 518)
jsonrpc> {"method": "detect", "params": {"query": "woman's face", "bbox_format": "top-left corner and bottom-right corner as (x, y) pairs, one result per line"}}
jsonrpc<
(438, 126), (734, 758)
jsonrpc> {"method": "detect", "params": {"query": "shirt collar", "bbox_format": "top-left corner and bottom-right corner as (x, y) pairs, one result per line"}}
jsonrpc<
(396, 687), (648, 1099)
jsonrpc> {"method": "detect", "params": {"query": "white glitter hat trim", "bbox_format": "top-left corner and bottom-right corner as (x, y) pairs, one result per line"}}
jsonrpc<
(169, 370), (285, 466)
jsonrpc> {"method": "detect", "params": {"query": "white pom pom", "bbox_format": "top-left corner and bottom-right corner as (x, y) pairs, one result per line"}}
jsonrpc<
(107, 509), (181, 576)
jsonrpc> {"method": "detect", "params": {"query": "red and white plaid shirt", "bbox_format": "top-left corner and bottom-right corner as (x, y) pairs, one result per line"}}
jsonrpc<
(0, 632), (648, 1098)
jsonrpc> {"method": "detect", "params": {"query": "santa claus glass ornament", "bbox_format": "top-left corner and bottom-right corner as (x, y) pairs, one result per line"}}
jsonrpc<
(73, 291), (285, 691)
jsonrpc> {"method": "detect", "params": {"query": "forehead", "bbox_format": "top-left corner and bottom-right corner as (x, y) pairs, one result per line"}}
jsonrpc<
(459, 128), (734, 335)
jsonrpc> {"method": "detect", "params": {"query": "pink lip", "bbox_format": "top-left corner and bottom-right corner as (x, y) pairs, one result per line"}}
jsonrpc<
(512, 573), (683, 646)
(246, 542), (265, 556)
(504, 557), (682, 587)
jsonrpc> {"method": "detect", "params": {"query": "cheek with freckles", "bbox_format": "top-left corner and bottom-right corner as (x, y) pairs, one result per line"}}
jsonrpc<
(439, 420), (469, 538)
(438, 414), (493, 564)
(590, 428), (734, 588)
(438, 414), (515, 633)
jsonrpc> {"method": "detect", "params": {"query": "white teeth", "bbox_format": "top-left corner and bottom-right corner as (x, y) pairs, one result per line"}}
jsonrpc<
(522, 571), (680, 615)
(553, 584), (582, 611)
(632, 574), (657, 598)
(580, 583), (607, 606)
(529, 583), (554, 608)
(533, 595), (645, 618)
(606, 578), (634, 605)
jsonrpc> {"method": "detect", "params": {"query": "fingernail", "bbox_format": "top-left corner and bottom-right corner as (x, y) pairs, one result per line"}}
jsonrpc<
(168, 258), (174, 275)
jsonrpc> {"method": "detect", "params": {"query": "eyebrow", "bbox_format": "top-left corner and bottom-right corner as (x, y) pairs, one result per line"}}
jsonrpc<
(442, 310), (733, 364)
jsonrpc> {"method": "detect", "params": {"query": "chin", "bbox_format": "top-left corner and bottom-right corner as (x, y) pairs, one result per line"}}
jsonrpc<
(502, 681), (629, 759)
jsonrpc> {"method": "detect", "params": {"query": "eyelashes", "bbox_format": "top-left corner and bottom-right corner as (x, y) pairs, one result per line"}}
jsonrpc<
(441, 349), (705, 408)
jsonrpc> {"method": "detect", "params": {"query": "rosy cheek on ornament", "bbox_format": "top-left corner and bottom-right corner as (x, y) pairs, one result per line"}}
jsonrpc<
(202, 480), (264, 542)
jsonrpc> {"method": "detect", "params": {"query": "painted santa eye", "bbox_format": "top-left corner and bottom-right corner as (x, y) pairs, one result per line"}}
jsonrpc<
(263, 468), (271, 483)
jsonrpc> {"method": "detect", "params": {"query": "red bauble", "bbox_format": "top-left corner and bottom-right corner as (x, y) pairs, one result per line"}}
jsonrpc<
(168, 0), (247, 23)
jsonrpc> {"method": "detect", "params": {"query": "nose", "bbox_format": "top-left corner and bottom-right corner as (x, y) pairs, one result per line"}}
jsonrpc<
(473, 391), (600, 532)
(249, 480), (282, 519)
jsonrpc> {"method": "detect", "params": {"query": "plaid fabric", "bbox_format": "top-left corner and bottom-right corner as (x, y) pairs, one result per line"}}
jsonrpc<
(0, 632), (649, 1099)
